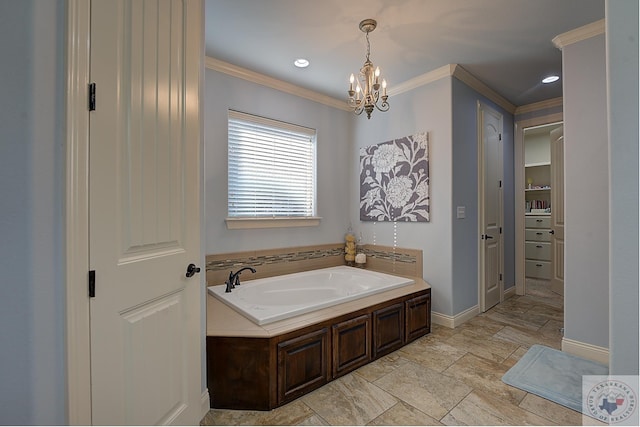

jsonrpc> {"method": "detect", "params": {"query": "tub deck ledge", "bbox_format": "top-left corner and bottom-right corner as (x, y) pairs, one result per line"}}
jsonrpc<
(206, 274), (430, 338)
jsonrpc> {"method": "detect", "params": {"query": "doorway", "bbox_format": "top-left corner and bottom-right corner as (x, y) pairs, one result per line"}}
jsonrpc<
(514, 114), (564, 297)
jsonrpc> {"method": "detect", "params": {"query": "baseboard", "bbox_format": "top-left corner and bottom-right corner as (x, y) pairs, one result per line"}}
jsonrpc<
(201, 389), (211, 419)
(562, 337), (610, 366)
(504, 286), (516, 300)
(432, 305), (480, 329)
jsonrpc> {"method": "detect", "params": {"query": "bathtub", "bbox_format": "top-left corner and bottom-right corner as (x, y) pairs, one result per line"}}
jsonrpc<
(207, 266), (415, 325)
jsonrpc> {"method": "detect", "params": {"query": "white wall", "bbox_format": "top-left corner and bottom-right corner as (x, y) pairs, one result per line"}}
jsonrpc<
(204, 68), (353, 254)
(0, 1), (66, 424)
(606, 0), (639, 374)
(562, 33), (610, 349)
(350, 78), (455, 315)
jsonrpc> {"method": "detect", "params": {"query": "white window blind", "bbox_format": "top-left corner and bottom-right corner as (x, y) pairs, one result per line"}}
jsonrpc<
(228, 110), (316, 218)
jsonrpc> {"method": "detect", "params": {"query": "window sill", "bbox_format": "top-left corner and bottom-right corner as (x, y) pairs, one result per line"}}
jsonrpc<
(225, 217), (322, 230)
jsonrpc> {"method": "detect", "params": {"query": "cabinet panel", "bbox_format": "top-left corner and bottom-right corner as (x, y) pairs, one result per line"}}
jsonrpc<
(525, 241), (551, 261)
(525, 228), (551, 242)
(372, 303), (404, 358)
(525, 260), (551, 279)
(332, 314), (371, 378)
(405, 293), (430, 343)
(277, 328), (329, 404)
(207, 337), (272, 410)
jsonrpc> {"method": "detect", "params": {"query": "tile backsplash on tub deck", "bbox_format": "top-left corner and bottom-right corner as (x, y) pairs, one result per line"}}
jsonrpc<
(205, 243), (422, 286)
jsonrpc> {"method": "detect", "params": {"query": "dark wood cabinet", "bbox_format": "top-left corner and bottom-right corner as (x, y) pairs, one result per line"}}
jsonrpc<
(278, 328), (329, 403)
(372, 302), (404, 358)
(332, 314), (371, 378)
(405, 293), (431, 342)
(207, 336), (274, 410)
(207, 288), (430, 410)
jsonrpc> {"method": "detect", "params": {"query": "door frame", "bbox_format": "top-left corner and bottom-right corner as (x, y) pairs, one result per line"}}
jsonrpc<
(514, 112), (563, 295)
(65, 0), (92, 424)
(477, 101), (504, 312)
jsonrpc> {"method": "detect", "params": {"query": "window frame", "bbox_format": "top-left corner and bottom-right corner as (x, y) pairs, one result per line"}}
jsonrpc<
(225, 110), (321, 229)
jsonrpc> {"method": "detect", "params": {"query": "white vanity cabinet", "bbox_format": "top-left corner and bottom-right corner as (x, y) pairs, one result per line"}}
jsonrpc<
(525, 214), (551, 279)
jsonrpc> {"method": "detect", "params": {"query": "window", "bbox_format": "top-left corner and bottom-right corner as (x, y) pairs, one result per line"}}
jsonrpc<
(227, 110), (319, 229)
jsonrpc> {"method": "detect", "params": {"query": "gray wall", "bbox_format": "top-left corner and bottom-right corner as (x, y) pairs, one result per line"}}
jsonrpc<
(451, 78), (515, 314)
(0, 1), (66, 424)
(606, 0), (639, 374)
(204, 68), (353, 254)
(350, 78), (454, 315)
(562, 34), (610, 349)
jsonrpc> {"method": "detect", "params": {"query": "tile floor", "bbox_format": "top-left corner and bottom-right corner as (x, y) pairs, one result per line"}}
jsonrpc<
(201, 280), (584, 426)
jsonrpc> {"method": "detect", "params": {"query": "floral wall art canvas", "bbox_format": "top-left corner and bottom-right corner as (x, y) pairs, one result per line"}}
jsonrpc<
(360, 132), (430, 222)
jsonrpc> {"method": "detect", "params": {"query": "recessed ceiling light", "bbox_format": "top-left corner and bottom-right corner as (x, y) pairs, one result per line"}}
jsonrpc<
(542, 75), (560, 84)
(294, 58), (309, 68)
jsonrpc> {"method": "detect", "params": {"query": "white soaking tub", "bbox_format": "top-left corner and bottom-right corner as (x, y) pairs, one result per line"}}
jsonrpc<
(207, 266), (414, 325)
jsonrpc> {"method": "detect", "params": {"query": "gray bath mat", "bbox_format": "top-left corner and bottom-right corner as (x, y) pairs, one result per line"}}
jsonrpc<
(502, 344), (608, 412)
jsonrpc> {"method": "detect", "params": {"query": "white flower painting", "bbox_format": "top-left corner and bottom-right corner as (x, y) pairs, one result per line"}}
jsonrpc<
(360, 132), (430, 222)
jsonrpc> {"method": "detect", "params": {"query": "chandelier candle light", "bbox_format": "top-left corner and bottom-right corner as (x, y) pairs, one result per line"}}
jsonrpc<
(348, 19), (389, 119)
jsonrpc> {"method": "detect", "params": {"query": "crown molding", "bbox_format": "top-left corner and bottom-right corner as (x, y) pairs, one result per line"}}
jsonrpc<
(205, 56), (350, 111)
(514, 97), (563, 115)
(452, 65), (516, 113)
(387, 64), (454, 96)
(552, 19), (605, 50)
(206, 57), (516, 115)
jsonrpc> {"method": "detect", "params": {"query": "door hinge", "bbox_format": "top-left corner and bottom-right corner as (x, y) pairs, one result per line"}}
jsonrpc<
(89, 270), (96, 298)
(89, 83), (96, 111)
(499, 273), (503, 281)
(499, 133), (502, 141)
(500, 227), (502, 234)
(499, 180), (502, 188)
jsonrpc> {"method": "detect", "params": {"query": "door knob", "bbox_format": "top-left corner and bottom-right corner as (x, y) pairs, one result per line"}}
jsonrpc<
(549, 230), (555, 235)
(481, 234), (494, 240)
(186, 263), (201, 278)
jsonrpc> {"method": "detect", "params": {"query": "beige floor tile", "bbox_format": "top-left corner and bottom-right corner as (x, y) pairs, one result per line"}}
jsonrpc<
(445, 330), (520, 363)
(201, 400), (316, 426)
(526, 304), (564, 322)
(441, 391), (552, 426)
(301, 373), (397, 425)
(429, 323), (459, 339)
(485, 309), (550, 331)
(374, 361), (472, 420)
(398, 337), (467, 371)
(501, 346), (529, 369)
(296, 414), (329, 425)
(518, 393), (582, 425)
(354, 352), (410, 382)
(456, 316), (506, 336)
(367, 401), (442, 426)
(443, 353), (526, 406)
(494, 325), (560, 349)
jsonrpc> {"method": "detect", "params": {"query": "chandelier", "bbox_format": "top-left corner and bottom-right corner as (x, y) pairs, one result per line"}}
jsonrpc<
(347, 19), (389, 119)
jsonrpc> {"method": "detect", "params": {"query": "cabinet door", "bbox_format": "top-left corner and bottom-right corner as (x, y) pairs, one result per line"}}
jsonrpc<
(372, 303), (404, 358)
(405, 293), (430, 343)
(332, 314), (371, 378)
(277, 328), (329, 404)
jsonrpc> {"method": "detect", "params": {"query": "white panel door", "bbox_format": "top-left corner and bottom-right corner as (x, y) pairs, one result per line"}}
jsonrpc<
(550, 126), (565, 295)
(479, 103), (503, 311)
(89, 0), (203, 424)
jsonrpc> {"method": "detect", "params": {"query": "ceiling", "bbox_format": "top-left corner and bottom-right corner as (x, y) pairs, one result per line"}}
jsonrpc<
(205, 0), (604, 108)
